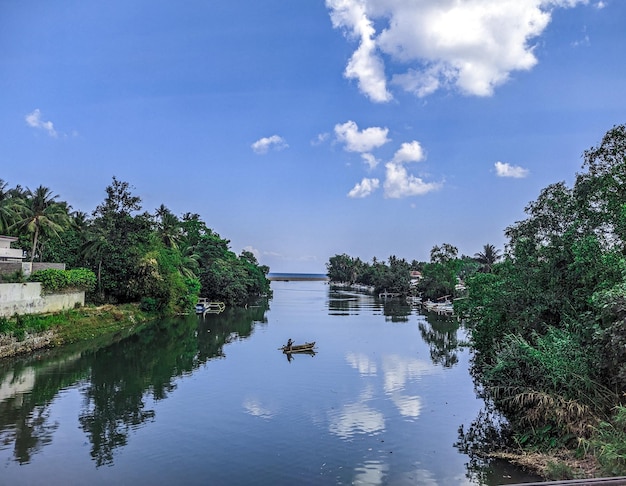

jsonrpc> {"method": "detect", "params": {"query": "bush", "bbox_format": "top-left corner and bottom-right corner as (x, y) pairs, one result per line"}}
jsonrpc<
(593, 405), (626, 476)
(140, 297), (158, 312)
(29, 268), (96, 293)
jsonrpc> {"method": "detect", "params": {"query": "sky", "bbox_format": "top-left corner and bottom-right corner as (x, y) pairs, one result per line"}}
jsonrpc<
(2, 0), (625, 273)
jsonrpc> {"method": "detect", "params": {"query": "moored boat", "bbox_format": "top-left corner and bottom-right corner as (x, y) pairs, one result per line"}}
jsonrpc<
(196, 298), (226, 314)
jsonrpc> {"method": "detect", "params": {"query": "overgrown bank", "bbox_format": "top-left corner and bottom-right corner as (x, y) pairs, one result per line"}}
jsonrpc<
(0, 304), (153, 359)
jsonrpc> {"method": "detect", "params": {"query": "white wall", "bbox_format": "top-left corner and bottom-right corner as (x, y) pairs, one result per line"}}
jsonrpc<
(0, 283), (84, 318)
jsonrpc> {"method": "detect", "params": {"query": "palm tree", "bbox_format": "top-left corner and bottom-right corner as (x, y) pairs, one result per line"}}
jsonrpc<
(0, 179), (26, 234)
(474, 244), (501, 272)
(155, 204), (181, 249)
(81, 226), (108, 297)
(11, 186), (71, 263)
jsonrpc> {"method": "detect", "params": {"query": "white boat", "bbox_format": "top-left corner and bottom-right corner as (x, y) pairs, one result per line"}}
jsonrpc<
(196, 298), (225, 314)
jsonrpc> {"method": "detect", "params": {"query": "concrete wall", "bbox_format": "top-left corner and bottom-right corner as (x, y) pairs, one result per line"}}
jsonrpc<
(0, 262), (66, 278)
(0, 282), (84, 318)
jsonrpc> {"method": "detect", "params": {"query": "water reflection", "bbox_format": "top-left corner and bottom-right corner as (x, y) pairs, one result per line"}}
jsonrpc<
(346, 352), (377, 375)
(418, 316), (464, 368)
(243, 397), (275, 419)
(0, 302), (269, 466)
(0, 352), (85, 464)
(329, 388), (386, 439)
(353, 459), (388, 485)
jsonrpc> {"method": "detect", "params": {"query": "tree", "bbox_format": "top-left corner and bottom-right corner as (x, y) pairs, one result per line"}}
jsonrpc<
(0, 179), (18, 233)
(326, 253), (360, 283)
(430, 243), (458, 264)
(474, 244), (501, 272)
(11, 186), (71, 264)
(90, 177), (152, 303)
(154, 205), (182, 249)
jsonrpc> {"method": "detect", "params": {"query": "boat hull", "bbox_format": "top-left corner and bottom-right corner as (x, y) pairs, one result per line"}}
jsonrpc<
(281, 342), (316, 353)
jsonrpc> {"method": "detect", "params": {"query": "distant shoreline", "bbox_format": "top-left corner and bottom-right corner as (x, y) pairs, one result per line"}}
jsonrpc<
(267, 273), (329, 282)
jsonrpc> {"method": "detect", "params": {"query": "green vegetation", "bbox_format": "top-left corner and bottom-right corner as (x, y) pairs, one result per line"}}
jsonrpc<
(326, 244), (479, 300)
(29, 268), (96, 293)
(0, 176), (271, 315)
(0, 304), (151, 344)
(328, 125), (626, 477)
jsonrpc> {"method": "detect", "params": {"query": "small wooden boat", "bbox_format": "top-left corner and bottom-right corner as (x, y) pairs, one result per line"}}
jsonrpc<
(280, 341), (316, 353)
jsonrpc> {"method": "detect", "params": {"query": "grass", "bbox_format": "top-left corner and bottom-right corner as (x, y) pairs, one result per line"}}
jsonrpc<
(0, 304), (154, 355)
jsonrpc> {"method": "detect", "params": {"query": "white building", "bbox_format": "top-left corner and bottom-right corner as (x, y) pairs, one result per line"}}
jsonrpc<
(0, 236), (24, 262)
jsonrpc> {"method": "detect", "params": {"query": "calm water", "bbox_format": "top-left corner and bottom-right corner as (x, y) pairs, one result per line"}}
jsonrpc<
(0, 281), (539, 485)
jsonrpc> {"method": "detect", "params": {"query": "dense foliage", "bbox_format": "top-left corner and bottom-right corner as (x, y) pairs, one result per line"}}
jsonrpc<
(29, 268), (96, 293)
(457, 125), (626, 473)
(326, 245), (481, 300)
(0, 177), (271, 313)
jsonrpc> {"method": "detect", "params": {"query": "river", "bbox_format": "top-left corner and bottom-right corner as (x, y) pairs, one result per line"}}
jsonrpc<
(0, 280), (540, 485)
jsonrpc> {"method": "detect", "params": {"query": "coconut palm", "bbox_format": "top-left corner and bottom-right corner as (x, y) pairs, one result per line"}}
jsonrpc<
(474, 243), (502, 272)
(81, 226), (108, 296)
(154, 204), (182, 249)
(11, 186), (71, 263)
(0, 179), (26, 233)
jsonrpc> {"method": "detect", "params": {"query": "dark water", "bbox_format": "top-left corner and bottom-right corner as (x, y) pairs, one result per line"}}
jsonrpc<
(0, 281), (540, 485)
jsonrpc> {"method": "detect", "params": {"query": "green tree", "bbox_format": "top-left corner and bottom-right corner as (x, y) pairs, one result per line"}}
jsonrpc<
(474, 244), (501, 272)
(0, 179), (24, 233)
(11, 186), (71, 264)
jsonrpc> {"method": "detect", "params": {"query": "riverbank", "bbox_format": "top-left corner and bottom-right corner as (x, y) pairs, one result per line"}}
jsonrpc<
(0, 304), (154, 359)
(488, 450), (602, 481)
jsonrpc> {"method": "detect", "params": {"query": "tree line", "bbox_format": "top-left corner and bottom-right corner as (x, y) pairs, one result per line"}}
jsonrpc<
(326, 242), (499, 300)
(0, 177), (271, 313)
(327, 125), (626, 476)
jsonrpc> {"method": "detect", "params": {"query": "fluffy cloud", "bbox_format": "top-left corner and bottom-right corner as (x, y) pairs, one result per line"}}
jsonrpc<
(392, 141), (425, 163)
(495, 161), (529, 178)
(348, 177), (380, 198)
(340, 131), (440, 199)
(326, 0), (587, 100)
(251, 135), (288, 154)
(384, 162), (442, 198)
(361, 153), (379, 170)
(326, 0), (392, 102)
(334, 120), (390, 153)
(25, 109), (57, 137)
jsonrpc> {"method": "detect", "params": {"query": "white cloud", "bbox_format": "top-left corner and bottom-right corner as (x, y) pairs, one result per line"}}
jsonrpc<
(495, 161), (529, 178)
(595, 1), (606, 8)
(312, 132), (330, 146)
(383, 162), (442, 198)
(348, 177), (380, 198)
(392, 141), (425, 163)
(326, 0), (392, 102)
(251, 135), (288, 154)
(327, 0), (588, 99)
(361, 153), (379, 169)
(25, 109), (57, 137)
(334, 120), (390, 153)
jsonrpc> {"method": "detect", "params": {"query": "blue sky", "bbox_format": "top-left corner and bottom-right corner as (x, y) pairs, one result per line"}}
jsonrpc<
(2, 0), (624, 273)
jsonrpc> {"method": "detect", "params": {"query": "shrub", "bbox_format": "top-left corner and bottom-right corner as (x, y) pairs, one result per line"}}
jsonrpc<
(29, 268), (96, 293)
(592, 405), (626, 476)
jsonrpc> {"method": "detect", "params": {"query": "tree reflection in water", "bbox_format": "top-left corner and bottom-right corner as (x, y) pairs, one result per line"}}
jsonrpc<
(418, 314), (464, 368)
(0, 301), (269, 467)
(0, 354), (87, 464)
